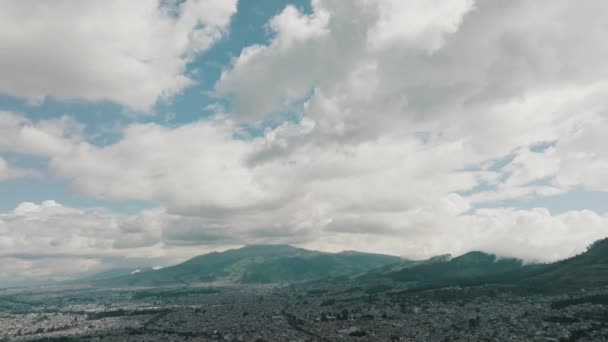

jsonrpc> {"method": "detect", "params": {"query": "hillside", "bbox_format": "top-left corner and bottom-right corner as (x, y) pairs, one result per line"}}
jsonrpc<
(96, 245), (402, 286)
(359, 251), (526, 287)
(93, 238), (608, 289)
(358, 238), (608, 292)
(358, 254), (452, 280)
(518, 238), (608, 291)
(76, 267), (153, 282)
(390, 251), (524, 285)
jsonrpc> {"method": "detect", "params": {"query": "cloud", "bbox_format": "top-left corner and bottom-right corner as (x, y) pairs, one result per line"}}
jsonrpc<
(217, 0), (608, 209)
(302, 207), (608, 263)
(0, 157), (39, 181)
(3, 87), (608, 268)
(4, 0), (608, 283)
(0, 200), (242, 285)
(2, 198), (607, 285)
(552, 112), (608, 192)
(0, 0), (237, 111)
(0, 111), (79, 156)
(0, 257), (102, 287)
(50, 118), (274, 213)
(0, 200), (147, 256)
(214, 0), (475, 120)
(217, 0), (608, 146)
(366, 0), (475, 53)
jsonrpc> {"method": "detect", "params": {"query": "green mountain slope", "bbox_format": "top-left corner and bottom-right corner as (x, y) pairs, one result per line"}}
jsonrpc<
(94, 238), (608, 289)
(359, 238), (608, 291)
(359, 250), (525, 287)
(75, 267), (153, 282)
(518, 238), (608, 291)
(389, 251), (524, 285)
(96, 245), (402, 286)
(358, 254), (452, 280)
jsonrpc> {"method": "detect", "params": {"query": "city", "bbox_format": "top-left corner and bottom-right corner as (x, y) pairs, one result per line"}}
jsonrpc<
(2, 280), (608, 341)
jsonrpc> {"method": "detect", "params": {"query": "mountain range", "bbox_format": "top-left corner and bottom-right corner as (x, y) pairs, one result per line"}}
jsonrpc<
(358, 251), (524, 285)
(90, 238), (608, 291)
(515, 238), (608, 291)
(94, 244), (402, 286)
(360, 238), (608, 292)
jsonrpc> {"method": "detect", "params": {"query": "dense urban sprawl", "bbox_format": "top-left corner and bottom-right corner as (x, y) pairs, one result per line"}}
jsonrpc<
(2, 281), (608, 341)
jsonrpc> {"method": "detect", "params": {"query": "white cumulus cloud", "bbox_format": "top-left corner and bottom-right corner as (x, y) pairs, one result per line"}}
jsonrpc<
(0, 0), (237, 111)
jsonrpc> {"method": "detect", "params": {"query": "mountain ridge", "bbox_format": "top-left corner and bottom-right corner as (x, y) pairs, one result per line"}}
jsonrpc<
(90, 238), (608, 291)
(358, 238), (608, 292)
(94, 244), (403, 287)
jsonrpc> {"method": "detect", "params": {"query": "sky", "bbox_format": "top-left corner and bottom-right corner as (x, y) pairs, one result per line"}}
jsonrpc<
(1, 0), (608, 286)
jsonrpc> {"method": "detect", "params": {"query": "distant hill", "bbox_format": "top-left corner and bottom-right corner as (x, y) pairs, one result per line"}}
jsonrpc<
(92, 238), (608, 290)
(516, 238), (608, 291)
(76, 267), (153, 282)
(360, 251), (525, 286)
(358, 254), (452, 280)
(358, 238), (608, 292)
(95, 245), (402, 286)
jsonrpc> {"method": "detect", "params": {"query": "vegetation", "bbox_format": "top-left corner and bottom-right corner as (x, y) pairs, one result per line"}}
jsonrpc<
(95, 245), (402, 286)
(369, 251), (525, 286)
(89, 237), (608, 297)
(359, 238), (608, 294)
